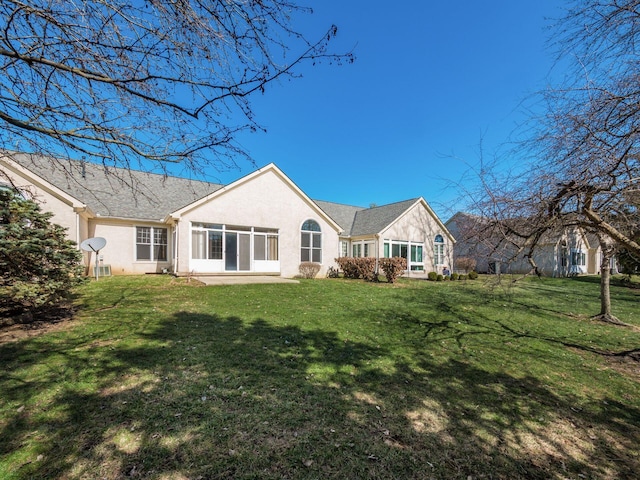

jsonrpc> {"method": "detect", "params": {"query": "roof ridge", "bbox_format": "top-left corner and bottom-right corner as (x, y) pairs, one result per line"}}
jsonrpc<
(363, 197), (419, 211)
(313, 198), (366, 210)
(315, 197), (419, 211)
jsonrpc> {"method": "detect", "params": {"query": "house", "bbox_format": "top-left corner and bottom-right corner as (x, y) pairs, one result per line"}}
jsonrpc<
(446, 211), (607, 277)
(1, 152), (454, 278)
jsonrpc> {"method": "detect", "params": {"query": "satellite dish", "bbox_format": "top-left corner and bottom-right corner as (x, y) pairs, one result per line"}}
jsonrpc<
(80, 237), (106, 252)
(80, 237), (107, 280)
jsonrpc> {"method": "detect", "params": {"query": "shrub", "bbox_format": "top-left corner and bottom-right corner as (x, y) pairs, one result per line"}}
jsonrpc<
(436, 274), (444, 282)
(334, 257), (377, 281)
(299, 262), (321, 279)
(458, 274), (468, 280)
(455, 256), (477, 273)
(427, 271), (438, 281)
(468, 271), (479, 280)
(355, 257), (377, 282)
(379, 257), (407, 283)
(0, 189), (85, 318)
(450, 273), (459, 281)
(335, 257), (358, 279)
(326, 266), (340, 278)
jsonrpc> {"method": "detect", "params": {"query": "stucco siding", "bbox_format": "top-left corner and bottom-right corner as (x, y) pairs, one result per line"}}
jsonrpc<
(89, 219), (173, 275)
(175, 169), (339, 277)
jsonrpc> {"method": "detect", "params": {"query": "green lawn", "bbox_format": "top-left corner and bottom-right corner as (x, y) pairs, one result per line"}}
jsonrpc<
(1, 275), (639, 479)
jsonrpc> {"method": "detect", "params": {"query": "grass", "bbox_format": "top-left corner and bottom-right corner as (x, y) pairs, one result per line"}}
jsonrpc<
(1, 274), (639, 479)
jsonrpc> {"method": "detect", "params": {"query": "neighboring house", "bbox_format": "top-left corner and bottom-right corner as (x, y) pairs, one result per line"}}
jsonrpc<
(446, 211), (606, 277)
(1, 152), (454, 278)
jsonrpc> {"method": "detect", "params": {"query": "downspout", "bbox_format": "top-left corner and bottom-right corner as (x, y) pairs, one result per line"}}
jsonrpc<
(173, 220), (179, 275)
(76, 211), (80, 247)
(375, 234), (380, 275)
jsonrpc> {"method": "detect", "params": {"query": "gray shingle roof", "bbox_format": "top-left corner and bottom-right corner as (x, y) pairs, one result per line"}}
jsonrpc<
(350, 199), (419, 236)
(313, 200), (362, 234)
(12, 152), (223, 221)
(10, 152), (422, 234)
(316, 198), (419, 236)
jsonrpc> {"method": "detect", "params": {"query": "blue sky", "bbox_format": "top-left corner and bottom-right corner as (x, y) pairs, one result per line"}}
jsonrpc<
(214, 1), (564, 221)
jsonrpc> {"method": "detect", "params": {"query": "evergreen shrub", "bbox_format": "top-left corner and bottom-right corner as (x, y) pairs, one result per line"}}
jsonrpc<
(0, 189), (85, 318)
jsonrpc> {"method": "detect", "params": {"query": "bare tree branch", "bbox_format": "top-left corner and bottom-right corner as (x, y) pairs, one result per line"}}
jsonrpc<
(0, 0), (354, 176)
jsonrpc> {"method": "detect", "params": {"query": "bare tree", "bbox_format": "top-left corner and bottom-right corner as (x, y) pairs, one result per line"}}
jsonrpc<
(0, 1), (353, 177)
(537, 0), (640, 255)
(468, 1), (640, 323)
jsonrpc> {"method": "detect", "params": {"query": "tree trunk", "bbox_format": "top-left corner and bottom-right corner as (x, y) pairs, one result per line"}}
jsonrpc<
(599, 254), (612, 317)
(594, 234), (626, 325)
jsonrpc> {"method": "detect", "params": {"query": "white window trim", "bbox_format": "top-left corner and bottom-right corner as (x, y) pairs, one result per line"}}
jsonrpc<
(301, 220), (322, 263)
(189, 222), (280, 272)
(135, 225), (169, 262)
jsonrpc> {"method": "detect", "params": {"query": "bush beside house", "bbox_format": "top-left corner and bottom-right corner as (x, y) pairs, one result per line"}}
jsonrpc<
(299, 262), (321, 279)
(0, 189), (85, 320)
(334, 257), (407, 283)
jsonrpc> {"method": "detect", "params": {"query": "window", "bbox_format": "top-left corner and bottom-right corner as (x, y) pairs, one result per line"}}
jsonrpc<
(340, 241), (349, 257)
(411, 245), (423, 263)
(385, 240), (408, 259)
(192, 224), (278, 262)
(209, 231), (223, 259)
(136, 226), (168, 261)
(391, 242), (408, 259)
(434, 234), (445, 265)
(351, 241), (373, 257)
(254, 233), (279, 261)
(411, 245), (424, 271)
(301, 219), (322, 263)
(191, 223), (223, 260)
(571, 250), (586, 266)
(255, 235), (266, 260)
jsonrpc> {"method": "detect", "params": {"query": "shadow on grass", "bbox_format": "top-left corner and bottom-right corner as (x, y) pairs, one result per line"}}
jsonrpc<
(1, 307), (639, 479)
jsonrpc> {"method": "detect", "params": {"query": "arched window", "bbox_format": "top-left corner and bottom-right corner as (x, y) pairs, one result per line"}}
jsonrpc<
(434, 234), (445, 265)
(301, 220), (322, 263)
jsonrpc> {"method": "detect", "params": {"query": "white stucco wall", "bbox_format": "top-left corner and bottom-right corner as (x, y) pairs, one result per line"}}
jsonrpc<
(174, 168), (340, 277)
(89, 219), (173, 275)
(379, 201), (454, 272)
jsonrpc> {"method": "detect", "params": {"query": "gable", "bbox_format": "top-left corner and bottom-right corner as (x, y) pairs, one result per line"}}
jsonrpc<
(379, 199), (454, 243)
(1, 153), (86, 209)
(351, 199), (420, 236)
(316, 197), (453, 241)
(172, 164), (341, 233)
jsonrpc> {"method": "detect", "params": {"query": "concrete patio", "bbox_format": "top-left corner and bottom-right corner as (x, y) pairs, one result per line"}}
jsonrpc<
(195, 276), (300, 285)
